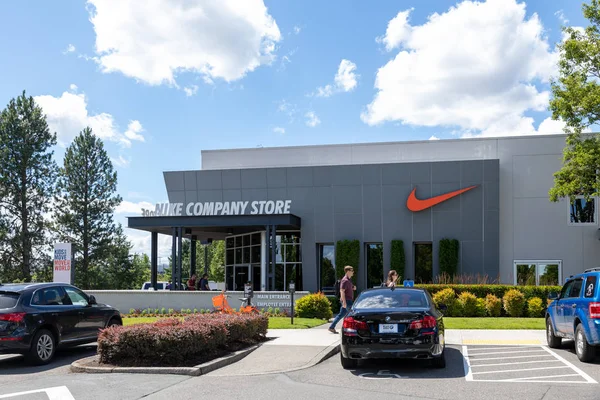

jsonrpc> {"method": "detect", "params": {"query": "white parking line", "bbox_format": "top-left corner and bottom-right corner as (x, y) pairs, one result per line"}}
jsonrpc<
(0, 386), (75, 399)
(462, 345), (597, 384)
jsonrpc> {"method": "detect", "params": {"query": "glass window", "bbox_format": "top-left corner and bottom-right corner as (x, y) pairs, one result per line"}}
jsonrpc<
(0, 293), (19, 309)
(226, 237), (234, 248)
(251, 233), (261, 246)
(251, 245), (261, 263)
(568, 196), (597, 224)
(354, 290), (429, 309)
(225, 266), (234, 291)
(318, 244), (336, 293)
(560, 280), (573, 299)
(226, 249), (234, 265)
(32, 287), (70, 306)
(516, 264), (536, 285)
(243, 235), (250, 246)
(64, 287), (89, 306)
(366, 243), (384, 288)
(515, 261), (562, 286)
(585, 276), (597, 298)
(567, 279), (583, 298)
(275, 264), (284, 291)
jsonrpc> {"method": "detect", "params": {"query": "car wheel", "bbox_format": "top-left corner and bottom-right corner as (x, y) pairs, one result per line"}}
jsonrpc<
(340, 353), (358, 370)
(107, 318), (122, 328)
(26, 329), (56, 365)
(575, 324), (596, 363)
(546, 318), (562, 348)
(431, 351), (446, 368)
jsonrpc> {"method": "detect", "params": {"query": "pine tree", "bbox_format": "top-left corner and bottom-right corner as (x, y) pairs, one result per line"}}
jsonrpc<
(52, 127), (123, 288)
(0, 91), (58, 282)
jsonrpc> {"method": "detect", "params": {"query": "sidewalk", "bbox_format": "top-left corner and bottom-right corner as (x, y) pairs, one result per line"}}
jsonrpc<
(206, 322), (547, 377)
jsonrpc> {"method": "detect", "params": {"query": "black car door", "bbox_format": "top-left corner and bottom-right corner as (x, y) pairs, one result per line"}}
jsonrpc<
(63, 286), (106, 339)
(29, 286), (79, 343)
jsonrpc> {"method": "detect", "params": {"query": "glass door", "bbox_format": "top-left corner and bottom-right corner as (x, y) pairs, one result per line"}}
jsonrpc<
(234, 265), (250, 291)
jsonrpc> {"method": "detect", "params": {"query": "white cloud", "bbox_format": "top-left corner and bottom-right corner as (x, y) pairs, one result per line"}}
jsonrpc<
(362, 0), (560, 138)
(305, 111), (321, 127)
(124, 120), (145, 142)
(116, 200), (154, 214)
(69, 84), (78, 92)
(86, 0), (281, 87)
(273, 126), (285, 134)
(429, 135), (440, 140)
(183, 85), (199, 96)
(555, 10), (568, 25)
(63, 44), (76, 54)
(293, 26), (301, 35)
(315, 59), (359, 97)
(377, 9), (414, 52)
(34, 87), (146, 148)
(277, 99), (298, 122)
(111, 155), (131, 168)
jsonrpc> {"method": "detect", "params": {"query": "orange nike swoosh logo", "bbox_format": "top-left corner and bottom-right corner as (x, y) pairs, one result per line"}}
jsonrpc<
(406, 185), (478, 211)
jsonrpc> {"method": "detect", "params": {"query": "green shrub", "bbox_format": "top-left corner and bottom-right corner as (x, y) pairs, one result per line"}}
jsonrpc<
(97, 313), (268, 367)
(413, 284), (561, 302)
(485, 294), (502, 317)
(326, 295), (341, 314)
(439, 238), (459, 277)
(295, 293), (333, 319)
(129, 308), (136, 315)
(161, 307), (166, 315)
(335, 239), (360, 285)
(432, 288), (458, 316)
(527, 297), (545, 317)
(503, 289), (526, 317)
(390, 240), (405, 280)
(457, 291), (478, 317)
(475, 298), (487, 317)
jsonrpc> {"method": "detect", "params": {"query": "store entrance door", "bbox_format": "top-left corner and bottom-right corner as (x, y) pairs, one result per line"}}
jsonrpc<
(234, 265), (250, 291)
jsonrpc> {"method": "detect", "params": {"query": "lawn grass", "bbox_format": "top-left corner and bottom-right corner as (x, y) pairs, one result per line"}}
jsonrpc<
(122, 316), (327, 329)
(444, 317), (545, 330)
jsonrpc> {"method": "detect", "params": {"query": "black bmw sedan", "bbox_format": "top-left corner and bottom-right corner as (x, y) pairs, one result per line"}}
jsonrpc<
(340, 287), (446, 369)
(0, 282), (122, 365)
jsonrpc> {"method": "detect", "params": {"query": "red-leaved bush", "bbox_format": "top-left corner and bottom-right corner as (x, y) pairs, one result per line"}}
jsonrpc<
(97, 313), (268, 367)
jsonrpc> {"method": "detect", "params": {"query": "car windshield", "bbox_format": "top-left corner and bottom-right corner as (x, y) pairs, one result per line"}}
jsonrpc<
(0, 293), (20, 309)
(353, 290), (428, 309)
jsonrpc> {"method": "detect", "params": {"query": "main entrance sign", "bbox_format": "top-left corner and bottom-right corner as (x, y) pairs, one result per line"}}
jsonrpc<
(406, 185), (477, 212)
(141, 200), (292, 217)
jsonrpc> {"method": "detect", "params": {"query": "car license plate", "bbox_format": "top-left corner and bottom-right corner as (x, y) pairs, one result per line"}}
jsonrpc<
(379, 324), (398, 333)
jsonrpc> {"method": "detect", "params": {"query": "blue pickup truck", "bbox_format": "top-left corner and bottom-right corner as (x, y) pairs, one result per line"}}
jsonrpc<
(546, 268), (600, 362)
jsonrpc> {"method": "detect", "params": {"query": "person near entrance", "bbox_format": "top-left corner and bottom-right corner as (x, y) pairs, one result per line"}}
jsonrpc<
(198, 274), (210, 291)
(328, 266), (356, 334)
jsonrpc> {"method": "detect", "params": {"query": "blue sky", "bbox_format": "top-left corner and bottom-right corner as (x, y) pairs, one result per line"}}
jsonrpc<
(0, 0), (588, 255)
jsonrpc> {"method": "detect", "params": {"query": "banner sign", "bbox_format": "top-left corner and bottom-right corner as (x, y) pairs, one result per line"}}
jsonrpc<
(53, 243), (73, 284)
(141, 200), (292, 217)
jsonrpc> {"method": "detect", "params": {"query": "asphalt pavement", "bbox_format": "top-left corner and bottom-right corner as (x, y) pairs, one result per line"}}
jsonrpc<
(0, 330), (599, 399)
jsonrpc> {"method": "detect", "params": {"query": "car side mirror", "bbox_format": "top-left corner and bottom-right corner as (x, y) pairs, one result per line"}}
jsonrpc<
(88, 295), (97, 305)
(547, 292), (559, 301)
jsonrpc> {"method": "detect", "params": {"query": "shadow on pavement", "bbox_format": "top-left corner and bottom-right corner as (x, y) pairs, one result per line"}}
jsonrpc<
(347, 347), (465, 379)
(0, 344), (97, 375)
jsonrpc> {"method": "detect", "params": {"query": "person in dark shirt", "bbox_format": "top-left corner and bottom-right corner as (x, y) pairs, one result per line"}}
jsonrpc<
(328, 265), (356, 334)
(198, 274), (211, 291)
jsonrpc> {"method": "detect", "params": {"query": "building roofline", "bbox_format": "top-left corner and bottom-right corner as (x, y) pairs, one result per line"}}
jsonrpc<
(200, 132), (584, 155)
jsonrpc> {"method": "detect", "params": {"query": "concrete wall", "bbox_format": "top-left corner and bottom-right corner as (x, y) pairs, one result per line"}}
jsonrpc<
(87, 290), (309, 314)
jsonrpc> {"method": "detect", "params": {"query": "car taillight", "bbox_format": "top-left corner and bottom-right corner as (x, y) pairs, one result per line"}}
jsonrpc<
(0, 312), (26, 323)
(589, 303), (600, 318)
(342, 317), (368, 336)
(409, 316), (437, 330)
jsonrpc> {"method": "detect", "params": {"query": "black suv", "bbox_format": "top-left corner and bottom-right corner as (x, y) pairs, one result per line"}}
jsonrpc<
(0, 282), (122, 364)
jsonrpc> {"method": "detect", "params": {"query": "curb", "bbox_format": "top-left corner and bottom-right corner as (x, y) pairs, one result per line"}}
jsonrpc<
(70, 344), (260, 376)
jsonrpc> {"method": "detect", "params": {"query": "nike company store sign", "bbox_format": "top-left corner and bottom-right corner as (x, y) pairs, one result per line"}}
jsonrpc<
(141, 200), (292, 217)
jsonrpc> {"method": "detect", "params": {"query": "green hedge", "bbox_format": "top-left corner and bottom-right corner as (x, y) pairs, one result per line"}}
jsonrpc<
(390, 240), (405, 279)
(335, 239), (360, 284)
(439, 238), (459, 277)
(415, 284), (561, 301)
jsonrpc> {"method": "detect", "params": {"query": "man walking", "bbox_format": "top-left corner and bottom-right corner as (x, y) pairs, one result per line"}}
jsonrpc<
(328, 265), (356, 334)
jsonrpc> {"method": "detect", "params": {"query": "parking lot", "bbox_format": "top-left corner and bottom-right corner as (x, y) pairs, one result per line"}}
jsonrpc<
(0, 343), (599, 399)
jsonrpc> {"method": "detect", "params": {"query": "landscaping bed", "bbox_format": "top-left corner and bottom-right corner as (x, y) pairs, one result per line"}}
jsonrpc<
(98, 313), (268, 368)
(122, 316), (326, 329)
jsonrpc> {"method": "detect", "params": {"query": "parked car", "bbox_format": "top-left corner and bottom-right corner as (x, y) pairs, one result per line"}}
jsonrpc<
(546, 268), (600, 362)
(0, 282), (122, 365)
(141, 281), (169, 290)
(339, 286), (446, 369)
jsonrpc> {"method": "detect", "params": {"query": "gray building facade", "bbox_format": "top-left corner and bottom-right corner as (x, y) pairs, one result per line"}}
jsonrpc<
(128, 134), (600, 293)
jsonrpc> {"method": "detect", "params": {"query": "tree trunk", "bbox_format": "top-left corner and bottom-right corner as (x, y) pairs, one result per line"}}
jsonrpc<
(21, 167), (29, 281)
